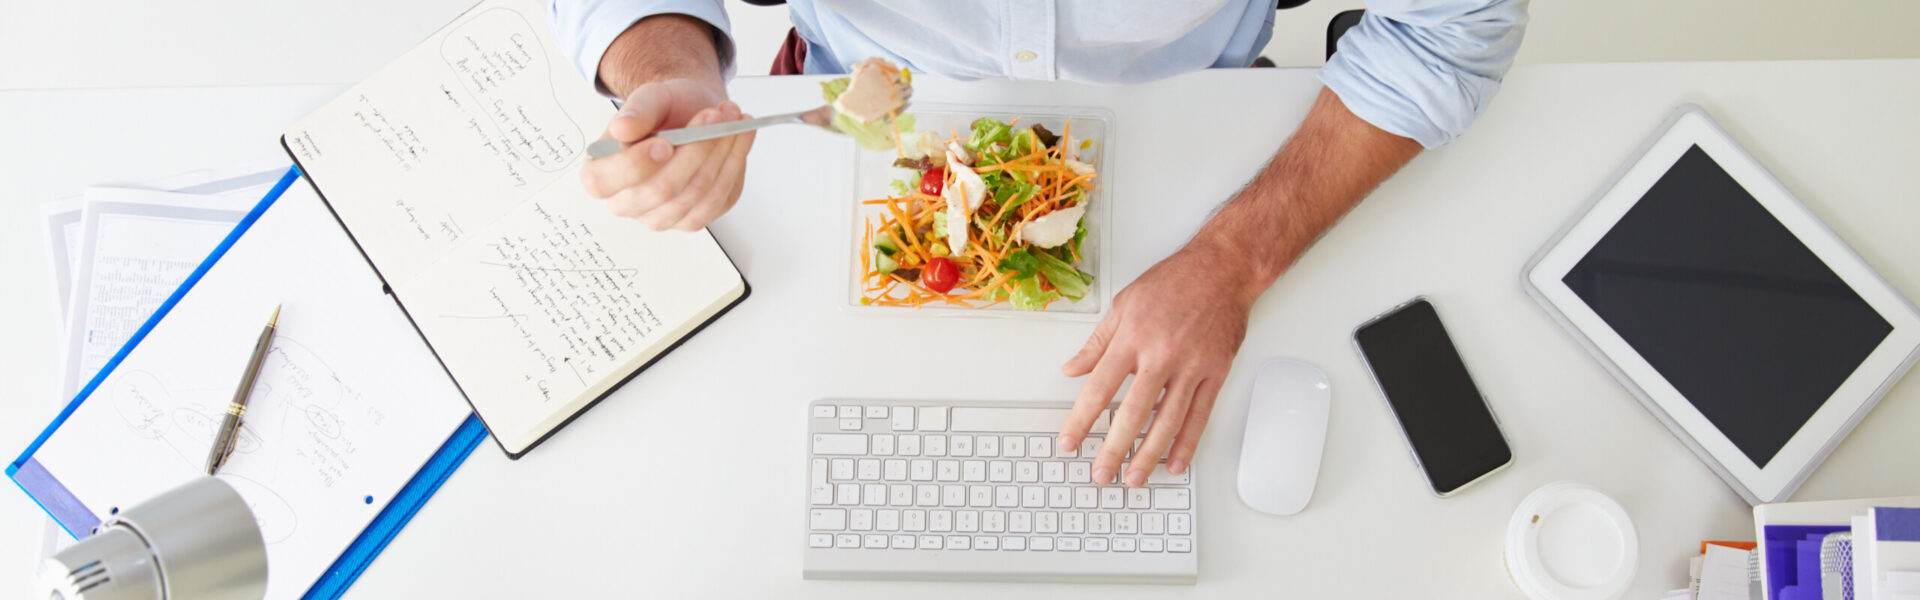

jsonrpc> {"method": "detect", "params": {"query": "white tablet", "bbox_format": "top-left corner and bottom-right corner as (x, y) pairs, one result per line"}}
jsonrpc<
(1524, 104), (1920, 505)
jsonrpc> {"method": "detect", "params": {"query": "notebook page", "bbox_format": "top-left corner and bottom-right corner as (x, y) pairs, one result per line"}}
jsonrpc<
(31, 184), (472, 600)
(396, 173), (743, 453)
(285, 0), (611, 284)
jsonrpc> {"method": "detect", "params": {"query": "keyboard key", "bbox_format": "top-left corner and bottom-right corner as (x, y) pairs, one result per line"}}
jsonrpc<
(989, 461), (1013, 482)
(1002, 435), (1026, 458)
(1146, 466), (1189, 485)
(1090, 512), (1112, 534)
(838, 406), (861, 419)
(889, 484), (911, 506)
(1058, 537), (1082, 552)
(1042, 462), (1065, 483)
(1127, 488), (1149, 509)
(1168, 537), (1191, 553)
(936, 460), (960, 482)
(1141, 537), (1164, 553)
(1085, 537), (1108, 552)
(1152, 488), (1190, 510)
(1101, 488), (1124, 509)
(1009, 511), (1032, 533)
(977, 436), (1000, 457)
(1113, 537), (1136, 552)
(957, 510), (979, 532)
(1063, 512), (1085, 534)
(918, 407), (948, 431)
(866, 406), (889, 419)
(837, 484), (860, 505)
(1169, 513), (1191, 535)
(995, 486), (1019, 508)
(1029, 437), (1053, 458)
(910, 459), (934, 481)
(1036, 511), (1059, 533)
(871, 434), (894, 456)
(1048, 487), (1072, 508)
(864, 534), (888, 548)
(919, 535), (942, 550)
(837, 533), (860, 548)
(930, 509), (952, 532)
(950, 407), (1107, 434)
(810, 508), (847, 531)
(811, 459), (833, 505)
(969, 486), (992, 507)
(1022, 487), (1046, 508)
(814, 434), (867, 456)
(891, 406), (914, 431)
(963, 460), (987, 482)
(883, 459), (907, 481)
(942, 485), (965, 507)
(813, 405), (836, 419)
(1067, 462), (1092, 484)
(925, 435), (947, 456)
(947, 535), (971, 550)
(904, 509), (926, 531)
(898, 434), (921, 456)
(892, 535), (915, 549)
(1003, 536), (1027, 551)
(975, 536), (998, 551)
(851, 508), (873, 531)
(857, 459), (881, 481)
(877, 509), (899, 531)
(839, 418), (862, 431)
(1016, 461), (1039, 483)
(1079, 436), (1101, 458)
(1074, 488), (1098, 509)
(864, 484), (886, 506)
(1116, 512), (1138, 534)
(983, 511), (1006, 533)
(1031, 536), (1054, 551)
(916, 484), (938, 506)
(1142, 512), (1165, 535)
(950, 435), (973, 457)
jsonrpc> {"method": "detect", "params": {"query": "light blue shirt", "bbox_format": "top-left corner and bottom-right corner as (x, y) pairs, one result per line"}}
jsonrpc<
(550, 0), (1527, 147)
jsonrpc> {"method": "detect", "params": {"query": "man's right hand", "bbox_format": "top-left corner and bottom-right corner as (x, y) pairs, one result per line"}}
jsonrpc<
(582, 79), (755, 232)
(581, 14), (753, 232)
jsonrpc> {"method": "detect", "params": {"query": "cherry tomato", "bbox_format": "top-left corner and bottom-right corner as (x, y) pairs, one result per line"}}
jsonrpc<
(920, 167), (946, 196)
(923, 257), (959, 294)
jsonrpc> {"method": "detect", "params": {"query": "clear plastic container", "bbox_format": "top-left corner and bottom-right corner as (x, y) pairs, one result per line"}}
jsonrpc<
(844, 103), (1114, 320)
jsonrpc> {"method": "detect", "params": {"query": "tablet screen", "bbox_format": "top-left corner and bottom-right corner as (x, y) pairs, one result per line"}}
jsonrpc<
(1562, 145), (1893, 467)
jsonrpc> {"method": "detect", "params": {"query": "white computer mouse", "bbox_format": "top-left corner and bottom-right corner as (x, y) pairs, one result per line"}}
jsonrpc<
(1236, 358), (1332, 516)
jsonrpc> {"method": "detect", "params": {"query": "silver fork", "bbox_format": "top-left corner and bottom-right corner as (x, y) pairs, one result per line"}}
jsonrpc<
(585, 89), (912, 159)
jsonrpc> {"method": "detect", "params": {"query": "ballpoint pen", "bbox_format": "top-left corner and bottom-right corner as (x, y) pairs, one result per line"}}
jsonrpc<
(206, 304), (280, 475)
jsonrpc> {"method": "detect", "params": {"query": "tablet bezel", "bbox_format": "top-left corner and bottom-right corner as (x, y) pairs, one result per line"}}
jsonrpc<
(1524, 104), (1920, 504)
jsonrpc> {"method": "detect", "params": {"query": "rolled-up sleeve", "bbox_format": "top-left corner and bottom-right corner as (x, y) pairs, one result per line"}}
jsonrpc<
(1320, 0), (1527, 148)
(549, 0), (735, 95)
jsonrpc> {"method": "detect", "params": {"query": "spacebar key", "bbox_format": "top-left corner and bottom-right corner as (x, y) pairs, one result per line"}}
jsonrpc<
(950, 408), (1109, 434)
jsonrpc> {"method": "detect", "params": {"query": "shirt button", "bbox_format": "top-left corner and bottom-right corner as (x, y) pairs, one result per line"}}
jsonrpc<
(1015, 50), (1038, 63)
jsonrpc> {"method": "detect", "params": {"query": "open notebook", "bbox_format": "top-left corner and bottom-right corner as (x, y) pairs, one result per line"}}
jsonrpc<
(283, 0), (748, 457)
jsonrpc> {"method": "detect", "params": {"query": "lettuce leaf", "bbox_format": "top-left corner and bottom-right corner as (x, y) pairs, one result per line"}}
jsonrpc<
(996, 249), (1041, 281)
(1033, 250), (1091, 301)
(1010, 277), (1057, 310)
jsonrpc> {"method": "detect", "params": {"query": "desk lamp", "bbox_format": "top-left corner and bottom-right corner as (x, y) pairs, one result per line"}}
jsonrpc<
(36, 476), (268, 600)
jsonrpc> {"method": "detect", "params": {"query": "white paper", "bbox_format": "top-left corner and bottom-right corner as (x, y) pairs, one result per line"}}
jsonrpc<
(31, 184), (472, 600)
(39, 196), (84, 328)
(1698, 544), (1753, 600)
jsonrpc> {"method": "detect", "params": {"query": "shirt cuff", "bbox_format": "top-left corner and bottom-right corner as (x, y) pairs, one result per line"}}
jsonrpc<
(1318, 12), (1517, 149)
(549, 1), (736, 98)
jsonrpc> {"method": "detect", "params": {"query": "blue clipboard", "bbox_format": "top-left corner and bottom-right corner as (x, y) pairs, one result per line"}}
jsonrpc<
(7, 166), (488, 600)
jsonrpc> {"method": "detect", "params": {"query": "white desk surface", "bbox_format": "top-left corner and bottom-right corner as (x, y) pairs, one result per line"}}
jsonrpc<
(6, 53), (1920, 599)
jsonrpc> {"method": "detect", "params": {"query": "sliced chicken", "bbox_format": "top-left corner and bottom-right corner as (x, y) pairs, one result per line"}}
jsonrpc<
(832, 58), (908, 123)
(1018, 205), (1086, 249)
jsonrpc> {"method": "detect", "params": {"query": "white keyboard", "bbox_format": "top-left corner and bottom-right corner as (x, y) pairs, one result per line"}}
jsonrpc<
(803, 399), (1197, 584)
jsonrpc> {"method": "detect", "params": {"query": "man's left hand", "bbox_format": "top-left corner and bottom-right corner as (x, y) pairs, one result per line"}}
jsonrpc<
(1055, 240), (1259, 488)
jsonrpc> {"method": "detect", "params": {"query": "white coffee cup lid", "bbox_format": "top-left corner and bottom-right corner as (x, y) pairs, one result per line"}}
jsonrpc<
(1504, 482), (1638, 600)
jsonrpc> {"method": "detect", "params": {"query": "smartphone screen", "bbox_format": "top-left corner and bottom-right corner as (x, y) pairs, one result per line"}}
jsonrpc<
(1355, 299), (1512, 495)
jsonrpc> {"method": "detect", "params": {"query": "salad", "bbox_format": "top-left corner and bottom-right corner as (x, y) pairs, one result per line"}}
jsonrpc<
(855, 116), (1099, 310)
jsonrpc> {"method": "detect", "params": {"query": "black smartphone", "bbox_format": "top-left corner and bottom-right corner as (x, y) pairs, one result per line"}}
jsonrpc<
(1354, 297), (1513, 496)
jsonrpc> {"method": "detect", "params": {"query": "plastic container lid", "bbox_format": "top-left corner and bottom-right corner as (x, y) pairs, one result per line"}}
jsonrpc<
(1504, 482), (1638, 600)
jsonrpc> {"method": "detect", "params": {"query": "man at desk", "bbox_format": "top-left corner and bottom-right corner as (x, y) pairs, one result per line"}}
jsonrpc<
(554, 1), (1526, 488)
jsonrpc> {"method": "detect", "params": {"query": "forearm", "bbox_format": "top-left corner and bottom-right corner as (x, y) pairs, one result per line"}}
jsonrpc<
(1187, 87), (1423, 302)
(596, 14), (726, 99)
